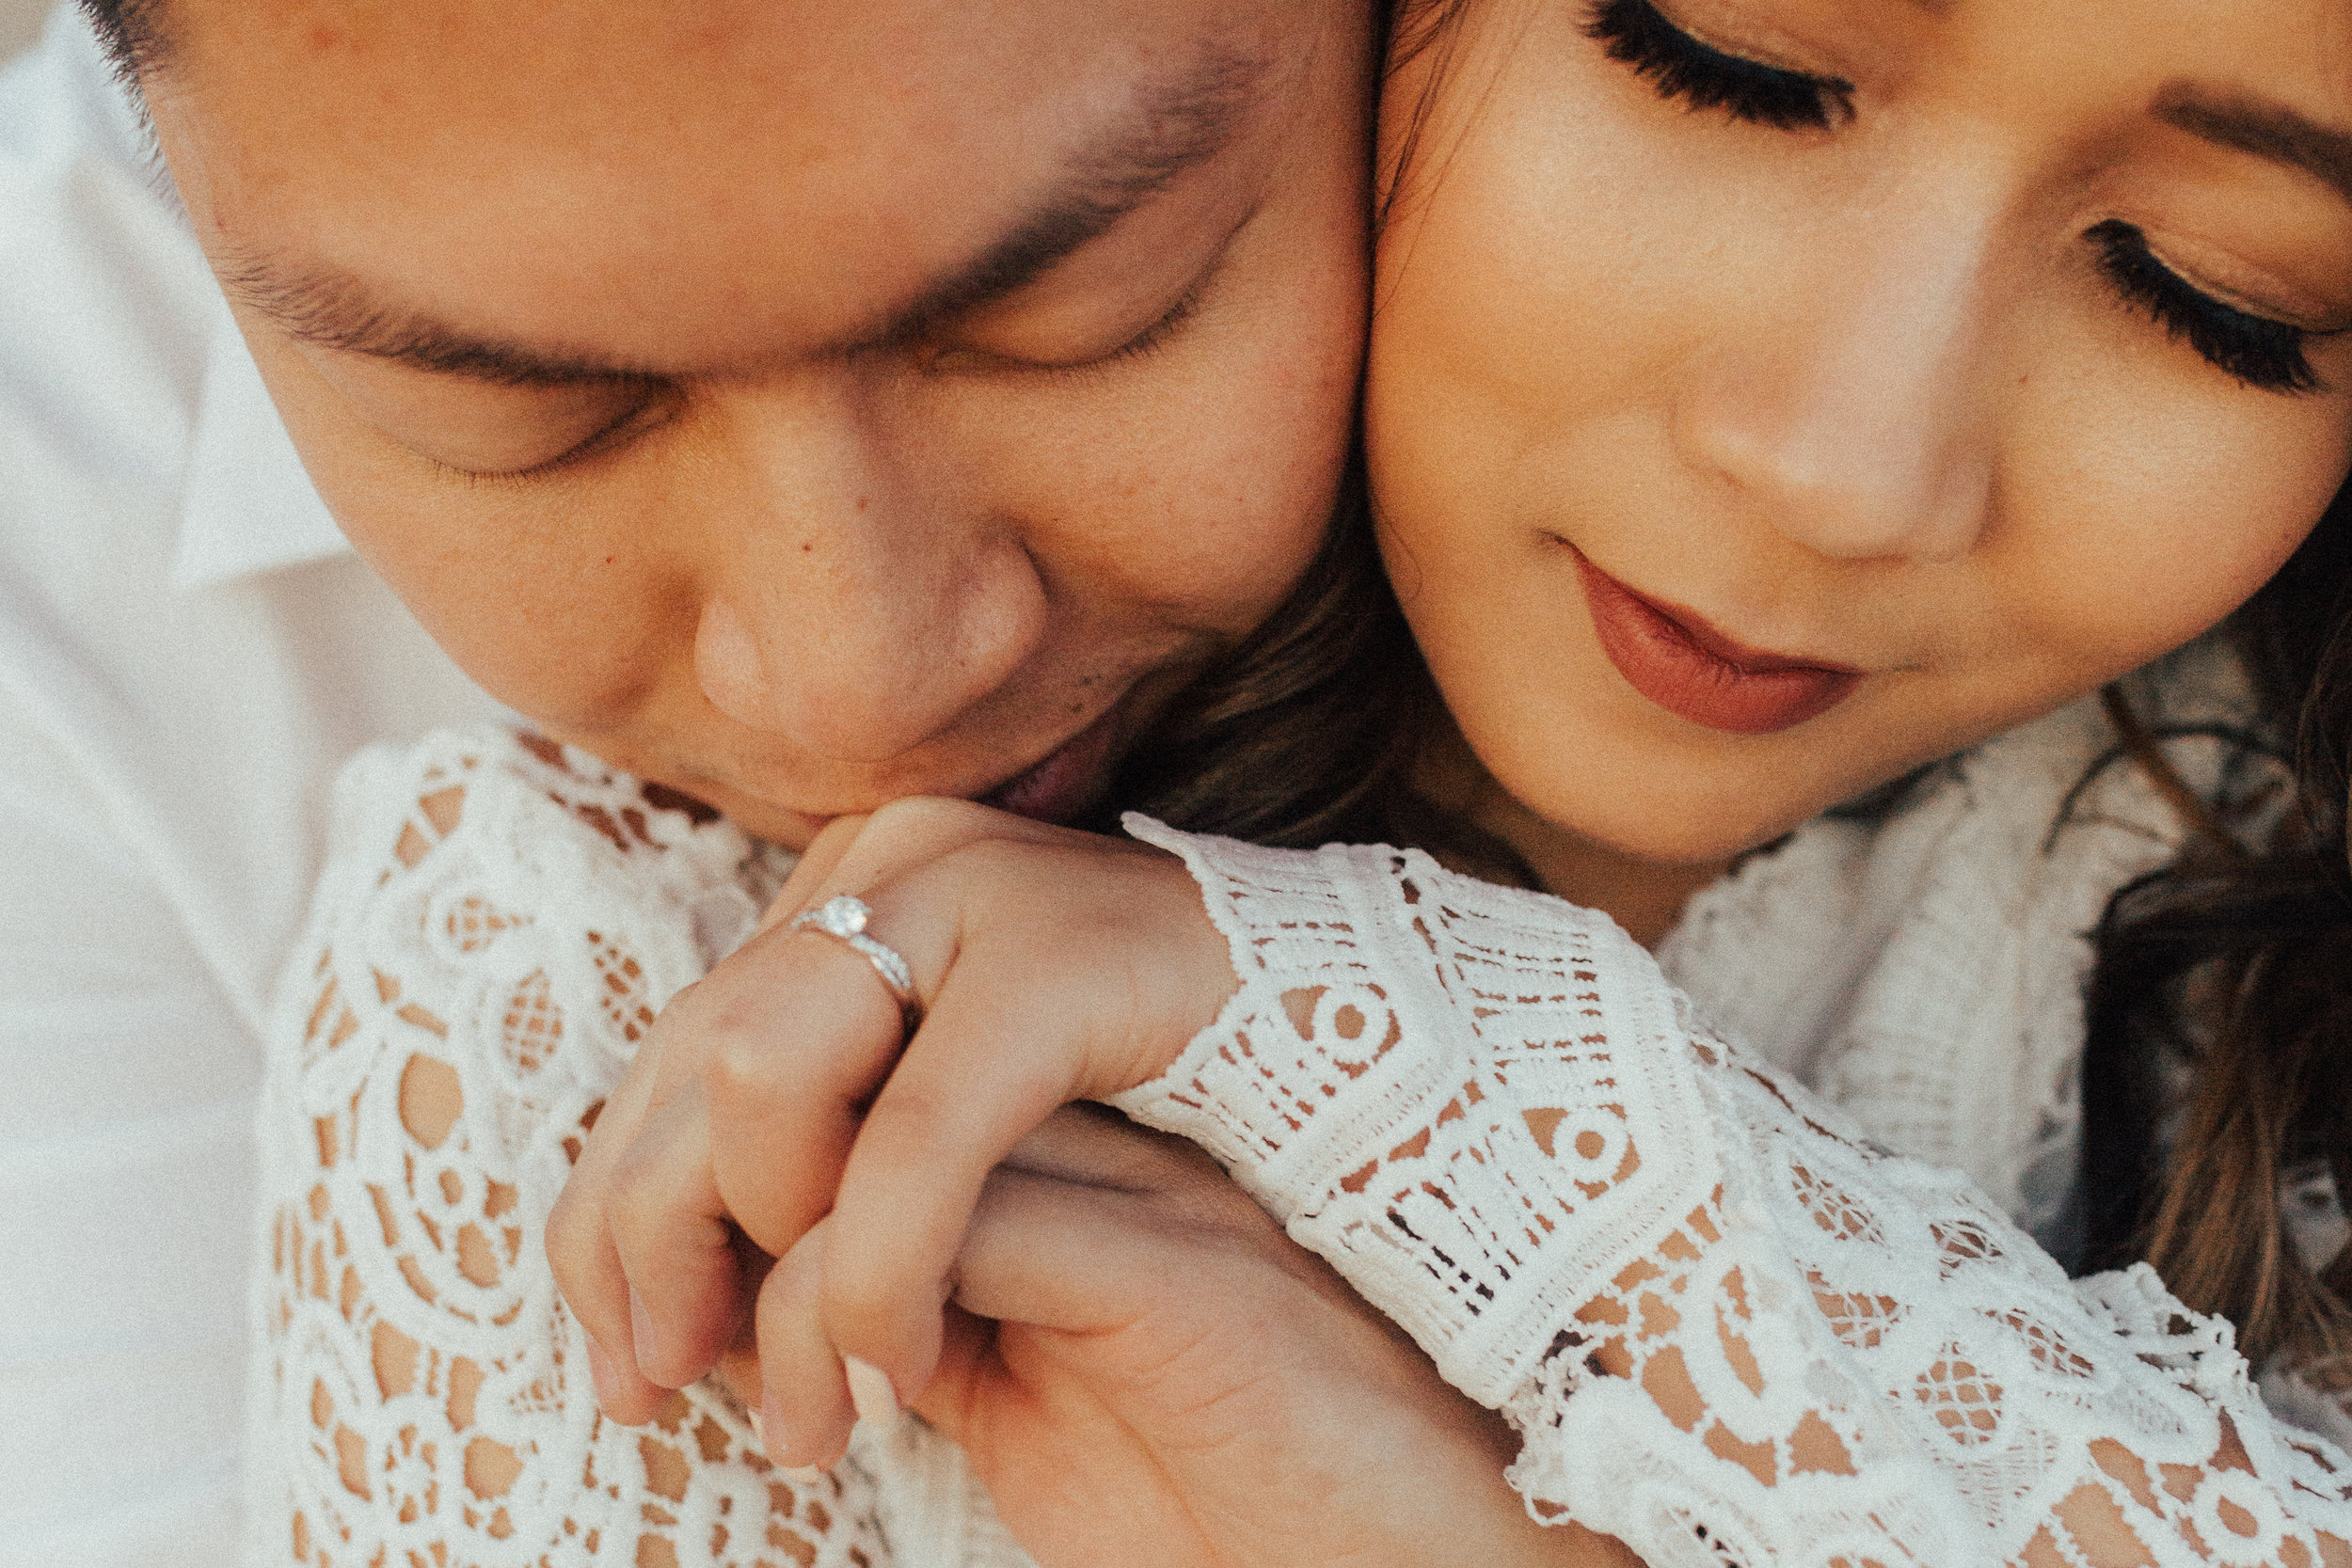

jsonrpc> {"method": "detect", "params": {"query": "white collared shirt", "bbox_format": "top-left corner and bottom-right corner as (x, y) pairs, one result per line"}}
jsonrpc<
(0, 13), (502, 1562)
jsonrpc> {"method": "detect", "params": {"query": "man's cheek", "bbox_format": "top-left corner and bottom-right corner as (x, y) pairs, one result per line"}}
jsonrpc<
(327, 497), (661, 727)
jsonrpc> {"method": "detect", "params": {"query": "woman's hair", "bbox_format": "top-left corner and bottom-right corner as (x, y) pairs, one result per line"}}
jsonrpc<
(1085, 461), (1518, 871)
(1385, 0), (2352, 1371)
(2081, 478), (2352, 1370)
(1083, 467), (1432, 849)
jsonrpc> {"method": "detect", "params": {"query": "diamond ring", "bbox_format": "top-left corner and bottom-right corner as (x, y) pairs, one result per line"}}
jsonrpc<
(787, 895), (924, 1032)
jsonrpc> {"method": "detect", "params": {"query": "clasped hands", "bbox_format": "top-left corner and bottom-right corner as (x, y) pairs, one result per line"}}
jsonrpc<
(546, 798), (1237, 1456)
(545, 799), (1629, 1568)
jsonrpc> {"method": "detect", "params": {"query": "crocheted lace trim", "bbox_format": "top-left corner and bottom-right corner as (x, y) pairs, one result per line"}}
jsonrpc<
(1116, 818), (2352, 1568)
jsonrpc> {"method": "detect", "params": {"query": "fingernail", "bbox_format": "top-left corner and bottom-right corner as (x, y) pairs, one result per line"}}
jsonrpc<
(628, 1289), (658, 1377)
(754, 1402), (827, 1483)
(843, 1356), (899, 1426)
(585, 1337), (619, 1407)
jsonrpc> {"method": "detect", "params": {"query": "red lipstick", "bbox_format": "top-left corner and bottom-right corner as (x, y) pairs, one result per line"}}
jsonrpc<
(1572, 550), (1861, 735)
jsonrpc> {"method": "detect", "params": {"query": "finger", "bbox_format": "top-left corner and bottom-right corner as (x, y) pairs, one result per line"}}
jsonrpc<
(755, 1218), (857, 1477)
(546, 984), (718, 1418)
(602, 1077), (751, 1388)
(757, 812), (870, 934)
(818, 963), (1093, 1409)
(698, 923), (914, 1256)
(999, 1102), (1227, 1194)
(547, 1173), (673, 1421)
(711, 810), (1180, 1265)
(710, 1246), (771, 1413)
(769, 797), (1076, 936)
(936, 1164), (1176, 1338)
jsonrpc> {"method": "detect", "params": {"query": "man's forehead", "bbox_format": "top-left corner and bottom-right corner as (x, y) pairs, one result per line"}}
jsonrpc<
(166, 0), (1286, 159)
(161, 0), (1301, 371)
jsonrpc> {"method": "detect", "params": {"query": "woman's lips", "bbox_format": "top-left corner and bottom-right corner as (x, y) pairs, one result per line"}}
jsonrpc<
(1572, 550), (1863, 735)
(978, 702), (1127, 824)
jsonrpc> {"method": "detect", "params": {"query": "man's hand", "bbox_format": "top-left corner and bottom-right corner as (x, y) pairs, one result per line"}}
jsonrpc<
(892, 1107), (1639, 1568)
(544, 798), (1239, 1447)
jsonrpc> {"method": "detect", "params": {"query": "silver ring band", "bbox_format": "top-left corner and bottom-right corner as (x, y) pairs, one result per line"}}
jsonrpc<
(787, 895), (924, 1031)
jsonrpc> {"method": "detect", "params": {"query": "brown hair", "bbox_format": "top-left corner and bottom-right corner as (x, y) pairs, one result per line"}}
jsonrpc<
(2082, 479), (2352, 1370)
(1082, 468), (1425, 847)
(1387, 0), (2352, 1371)
(1083, 462), (1510, 869)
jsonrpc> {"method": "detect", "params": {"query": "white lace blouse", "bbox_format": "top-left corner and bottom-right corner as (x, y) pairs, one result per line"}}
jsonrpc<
(246, 646), (2352, 1567)
(243, 735), (1033, 1568)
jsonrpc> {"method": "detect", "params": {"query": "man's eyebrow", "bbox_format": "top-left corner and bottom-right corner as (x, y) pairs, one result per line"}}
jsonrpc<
(858, 46), (1270, 347)
(213, 257), (639, 387)
(215, 46), (1272, 388)
(2154, 82), (2352, 212)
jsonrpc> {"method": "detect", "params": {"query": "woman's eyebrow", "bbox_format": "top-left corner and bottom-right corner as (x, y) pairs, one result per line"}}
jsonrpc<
(212, 47), (1272, 388)
(2154, 82), (2352, 212)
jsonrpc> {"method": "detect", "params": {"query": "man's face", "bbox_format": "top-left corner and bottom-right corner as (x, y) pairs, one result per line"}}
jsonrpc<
(144, 0), (1371, 847)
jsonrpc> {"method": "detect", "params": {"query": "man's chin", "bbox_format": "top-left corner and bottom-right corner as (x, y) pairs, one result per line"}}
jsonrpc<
(576, 690), (1145, 849)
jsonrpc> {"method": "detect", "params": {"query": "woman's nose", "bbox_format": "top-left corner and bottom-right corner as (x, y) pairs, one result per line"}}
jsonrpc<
(1676, 198), (2003, 564)
(691, 383), (1050, 764)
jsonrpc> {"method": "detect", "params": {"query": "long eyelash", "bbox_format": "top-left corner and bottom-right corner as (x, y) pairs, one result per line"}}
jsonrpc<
(2089, 221), (2320, 396)
(1584, 0), (1854, 132)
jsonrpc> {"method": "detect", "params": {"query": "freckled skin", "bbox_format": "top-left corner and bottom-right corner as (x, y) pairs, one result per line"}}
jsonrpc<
(145, 0), (1373, 849)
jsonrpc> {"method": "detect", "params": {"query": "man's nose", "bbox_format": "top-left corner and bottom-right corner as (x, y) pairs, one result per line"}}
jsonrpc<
(1675, 186), (2005, 564)
(690, 380), (1050, 764)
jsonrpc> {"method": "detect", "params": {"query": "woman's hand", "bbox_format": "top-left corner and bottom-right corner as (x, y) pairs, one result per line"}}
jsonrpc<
(873, 1105), (1637, 1568)
(545, 799), (1241, 1434)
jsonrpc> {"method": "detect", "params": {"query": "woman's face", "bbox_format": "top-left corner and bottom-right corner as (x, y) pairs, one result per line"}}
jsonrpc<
(1371, 0), (2352, 864)
(145, 0), (1370, 848)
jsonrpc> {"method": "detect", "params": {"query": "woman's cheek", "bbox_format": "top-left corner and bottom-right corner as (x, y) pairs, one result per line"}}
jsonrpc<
(2000, 380), (2349, 694)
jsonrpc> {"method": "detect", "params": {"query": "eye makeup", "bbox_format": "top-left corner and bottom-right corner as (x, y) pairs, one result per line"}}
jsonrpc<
(1584, 0), (2332, 397)
(2089, 220), (2320, 395)
(1584, 0), (1852, 132)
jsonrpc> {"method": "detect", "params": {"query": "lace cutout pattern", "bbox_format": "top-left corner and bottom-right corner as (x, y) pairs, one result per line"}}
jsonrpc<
(1117, 819), (2352, 1568)
(246, 729), (1028, 1568)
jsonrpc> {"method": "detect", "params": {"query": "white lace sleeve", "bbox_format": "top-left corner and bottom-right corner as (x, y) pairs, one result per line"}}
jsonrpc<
(245, 729), (1029, 1568)
(1110, 818), (2352, 1568)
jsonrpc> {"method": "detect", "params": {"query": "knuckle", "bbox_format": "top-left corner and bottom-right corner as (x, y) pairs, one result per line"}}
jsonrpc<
(857, 1080), (953, 1156)
(933, 835), (1115, 919)
(935, 835), (1035, 885)
(543, 1184), (589, 1263)
(602, 1159), (676, 1254)
(818, 1260), (900, 1332)
(703, 1019), (783, 1103)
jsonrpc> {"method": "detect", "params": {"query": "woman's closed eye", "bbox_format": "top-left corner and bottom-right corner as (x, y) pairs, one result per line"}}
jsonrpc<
(1586, 0), (2334, 399)
(1584, 0), (1853, 132)
(2090, 220), (2324, 397)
